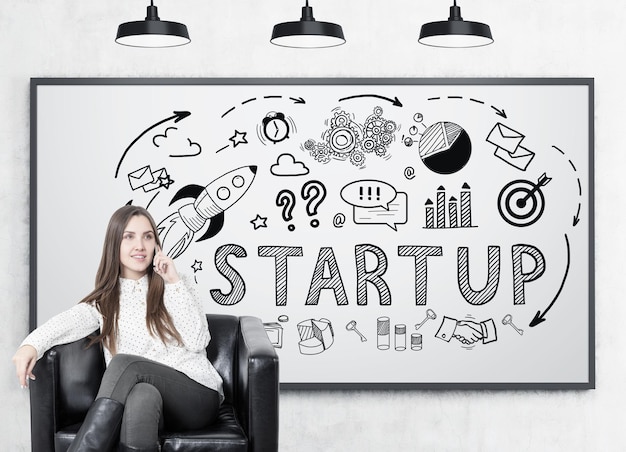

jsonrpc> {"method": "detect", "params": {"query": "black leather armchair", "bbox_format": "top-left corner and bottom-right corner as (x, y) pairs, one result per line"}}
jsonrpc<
(29, 314), (279, 452)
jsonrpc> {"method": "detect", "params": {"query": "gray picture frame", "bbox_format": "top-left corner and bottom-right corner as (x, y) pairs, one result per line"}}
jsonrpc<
(30, 78), (595, 389)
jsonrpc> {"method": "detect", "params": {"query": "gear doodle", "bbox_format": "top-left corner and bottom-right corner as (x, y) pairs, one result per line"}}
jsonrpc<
(310, 142), (331, 163)
(362, 138), (376, 152)
(330, 110), (352, 128)
(328, 125), (359, 156)
(302, 106), (398, 167)
(374, 146), (387, 157)
(362, 107), (397, 158)
(303, 139), (316, 151)
(350, 150), (365, 167)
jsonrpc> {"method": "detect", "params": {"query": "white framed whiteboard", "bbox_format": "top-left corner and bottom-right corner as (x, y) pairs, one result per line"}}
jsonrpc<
(31, 78), (594, 389)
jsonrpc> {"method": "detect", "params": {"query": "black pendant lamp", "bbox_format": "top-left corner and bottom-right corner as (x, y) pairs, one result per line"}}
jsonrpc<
(419, 1), (493, 48)
(116, 1), (190, 48)
(271, 1), (345, 49)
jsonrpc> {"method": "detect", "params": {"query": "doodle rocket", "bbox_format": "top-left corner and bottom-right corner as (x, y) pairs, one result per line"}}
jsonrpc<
(158, 165), (257, 258)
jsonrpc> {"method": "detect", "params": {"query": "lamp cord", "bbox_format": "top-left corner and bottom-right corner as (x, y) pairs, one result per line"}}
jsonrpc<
(449, 0), (462, 21)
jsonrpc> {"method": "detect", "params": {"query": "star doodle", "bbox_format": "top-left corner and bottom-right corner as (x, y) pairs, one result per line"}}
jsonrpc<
(191, 260), (203, 273)
(250, 214), (268, 230)
(158, 174), (174, 189)
(229, 130), (248, 148)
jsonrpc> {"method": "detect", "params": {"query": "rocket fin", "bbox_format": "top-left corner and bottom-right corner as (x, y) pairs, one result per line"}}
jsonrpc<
(196, 212), (225, 242)
(170, 184), (204, 205)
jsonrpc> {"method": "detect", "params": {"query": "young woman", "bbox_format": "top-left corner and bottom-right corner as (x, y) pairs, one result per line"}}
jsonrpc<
(12, 205), (223, 452)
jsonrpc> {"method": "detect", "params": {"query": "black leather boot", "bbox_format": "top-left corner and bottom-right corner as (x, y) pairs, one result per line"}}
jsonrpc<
(118, 443), (160, 451)
(67, 397), (124, 452)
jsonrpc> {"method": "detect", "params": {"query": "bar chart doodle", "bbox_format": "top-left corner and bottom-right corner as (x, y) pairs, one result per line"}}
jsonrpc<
(424, 183), (475, 229)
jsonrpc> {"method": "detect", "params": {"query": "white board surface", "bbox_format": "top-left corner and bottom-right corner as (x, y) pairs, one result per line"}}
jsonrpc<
(31, 78), (594, 388)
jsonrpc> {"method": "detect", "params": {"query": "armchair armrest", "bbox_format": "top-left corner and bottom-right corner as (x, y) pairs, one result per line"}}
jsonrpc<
(30, 349), (59, 452)
(29, 334), (105, 452)
(236, 316), (279, 452)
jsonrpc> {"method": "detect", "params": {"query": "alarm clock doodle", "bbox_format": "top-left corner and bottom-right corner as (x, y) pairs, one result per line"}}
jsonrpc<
(259, 111), (295, 145)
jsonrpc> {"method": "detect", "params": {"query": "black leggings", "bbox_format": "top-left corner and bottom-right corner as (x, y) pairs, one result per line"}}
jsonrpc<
(96, 354), (220, 448)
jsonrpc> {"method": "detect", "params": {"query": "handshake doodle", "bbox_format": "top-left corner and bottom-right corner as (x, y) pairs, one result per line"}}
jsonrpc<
(435, 316), (497, 345)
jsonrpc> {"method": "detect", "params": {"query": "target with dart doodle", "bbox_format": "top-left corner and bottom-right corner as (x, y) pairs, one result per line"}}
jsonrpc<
(497, 173), (552, 227)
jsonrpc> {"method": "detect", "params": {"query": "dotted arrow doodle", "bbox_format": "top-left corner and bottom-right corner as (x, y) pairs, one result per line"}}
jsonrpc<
(220, 95), (306, 119)
(427, 96), (507, 119)
(552, 146), (584, 227)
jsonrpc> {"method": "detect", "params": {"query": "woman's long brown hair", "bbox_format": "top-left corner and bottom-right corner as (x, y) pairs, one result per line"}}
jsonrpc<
(81, 205), (183, 354)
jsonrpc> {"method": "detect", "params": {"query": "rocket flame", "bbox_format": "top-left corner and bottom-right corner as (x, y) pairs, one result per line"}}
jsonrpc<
(157, 212), (195, 259)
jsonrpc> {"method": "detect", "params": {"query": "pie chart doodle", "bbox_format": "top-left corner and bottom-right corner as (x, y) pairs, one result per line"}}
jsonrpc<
(418, 121), (472, 174)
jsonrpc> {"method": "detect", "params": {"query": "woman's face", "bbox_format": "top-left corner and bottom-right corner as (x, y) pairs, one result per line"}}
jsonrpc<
(119, 214), (157, 280)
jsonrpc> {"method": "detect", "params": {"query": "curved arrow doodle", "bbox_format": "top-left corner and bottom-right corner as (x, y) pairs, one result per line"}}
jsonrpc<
(339, 94), (403, 107)
(529, 233), (570, 327)
(114, 111), (191, 178)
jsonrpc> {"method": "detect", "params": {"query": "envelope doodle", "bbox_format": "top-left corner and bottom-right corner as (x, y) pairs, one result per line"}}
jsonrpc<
(128, 166), (172, 192)
(486, 123), (535, 171)
(128, 165), (154, 190)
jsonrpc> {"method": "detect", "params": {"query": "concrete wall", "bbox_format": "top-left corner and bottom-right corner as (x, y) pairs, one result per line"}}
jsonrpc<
(1, 1), (622, 450)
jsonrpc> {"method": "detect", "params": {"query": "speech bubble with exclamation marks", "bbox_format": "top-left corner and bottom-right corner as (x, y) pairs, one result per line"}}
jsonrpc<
(340, 180), (397, 210)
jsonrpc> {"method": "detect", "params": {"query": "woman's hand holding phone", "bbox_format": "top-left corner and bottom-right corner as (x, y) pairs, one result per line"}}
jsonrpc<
(153, 246), (180, 284)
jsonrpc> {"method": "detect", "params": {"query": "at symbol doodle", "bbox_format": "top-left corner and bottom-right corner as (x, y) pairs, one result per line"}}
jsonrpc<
(497, 173), (552, 227)
(333, 213), (346, 228)
(301, 180), (327, 228)
(276, 189), (296, 231)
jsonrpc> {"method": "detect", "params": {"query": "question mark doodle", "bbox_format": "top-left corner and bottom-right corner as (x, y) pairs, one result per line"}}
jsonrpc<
(301, 180), (327, 228)
(276, 189), (296, 231)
